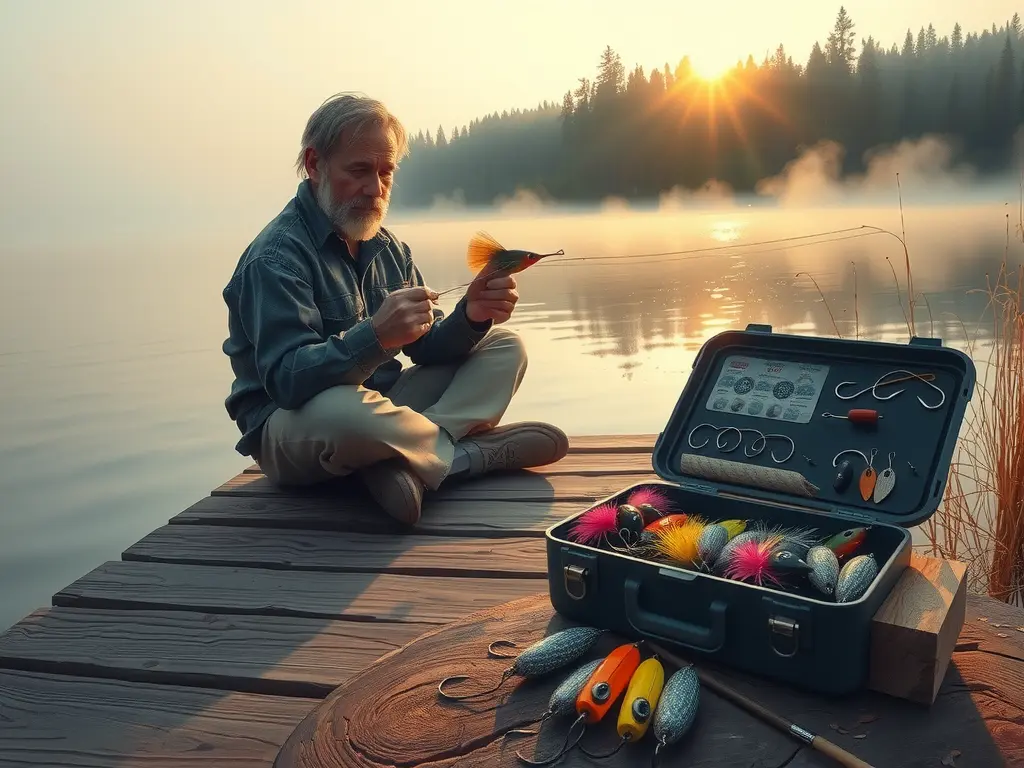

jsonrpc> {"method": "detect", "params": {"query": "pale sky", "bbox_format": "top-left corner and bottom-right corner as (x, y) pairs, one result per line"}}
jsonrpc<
(0, 0), (1018, 246)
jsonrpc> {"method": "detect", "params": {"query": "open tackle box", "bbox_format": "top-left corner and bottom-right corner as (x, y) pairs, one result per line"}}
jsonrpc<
(545, 324), (976, 695)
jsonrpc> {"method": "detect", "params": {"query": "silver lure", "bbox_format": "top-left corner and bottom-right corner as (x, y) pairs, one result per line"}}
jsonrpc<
(508, 625), (605, 677)
(544, 658), (602, 718)
(505, 658), (603, 738)
(697, 523), (729, 566)
(806, 545), (840, 596)
(836, 554), (878, 603)
(653, 665), (700, 755)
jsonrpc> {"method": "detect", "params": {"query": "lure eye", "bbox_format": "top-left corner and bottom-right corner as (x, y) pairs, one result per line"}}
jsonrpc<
(632, 698), (651, 722)
(591, 681), (610, 702)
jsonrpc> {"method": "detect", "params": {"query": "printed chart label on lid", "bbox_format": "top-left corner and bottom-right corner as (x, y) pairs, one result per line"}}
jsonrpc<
(704, 355), (830, 423)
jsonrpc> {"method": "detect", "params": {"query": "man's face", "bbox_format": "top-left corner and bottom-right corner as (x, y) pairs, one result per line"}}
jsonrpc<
(307, 123), (397, 243)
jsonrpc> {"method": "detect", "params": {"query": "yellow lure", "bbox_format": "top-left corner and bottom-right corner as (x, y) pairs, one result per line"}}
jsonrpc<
(616, 656), (666, 742)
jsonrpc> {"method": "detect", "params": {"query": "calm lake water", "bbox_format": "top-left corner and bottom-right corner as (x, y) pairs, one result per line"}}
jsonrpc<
(0, 190), (1021, 630)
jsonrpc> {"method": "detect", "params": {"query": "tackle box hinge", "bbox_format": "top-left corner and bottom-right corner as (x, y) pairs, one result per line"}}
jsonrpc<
(744, 323), (773, 334)
(835, 508), (872, 523)
(908, 335), (942, 347)
(680, 481), (719, 496)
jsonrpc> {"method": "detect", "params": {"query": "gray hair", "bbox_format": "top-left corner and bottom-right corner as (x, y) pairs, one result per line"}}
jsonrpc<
(295, 92), (409, 177)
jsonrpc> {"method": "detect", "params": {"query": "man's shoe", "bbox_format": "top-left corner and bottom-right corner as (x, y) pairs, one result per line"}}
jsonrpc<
(359, 459), (425, 525)
(455, 422), (569, 478)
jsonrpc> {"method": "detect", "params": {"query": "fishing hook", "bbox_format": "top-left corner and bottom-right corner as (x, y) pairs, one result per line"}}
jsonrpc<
(715, 426), (744, 453)
(687, 423), (719, 450)
(578, 734), (629, 759)
(748, 432), (795, 463)
(437, 668), (515, 700)
(833, 448), (869, 467)
(516, 712), (587, 765)
(487, 640), (519, 658)
(873, 369), (945, 410)
(834, 381), (902, 401)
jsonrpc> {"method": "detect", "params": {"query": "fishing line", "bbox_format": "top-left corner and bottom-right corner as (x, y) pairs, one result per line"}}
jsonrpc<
(432, 225), (886, 298)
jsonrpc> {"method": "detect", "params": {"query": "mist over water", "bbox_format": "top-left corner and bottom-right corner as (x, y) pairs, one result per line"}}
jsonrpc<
(0, 172), (1021, 630)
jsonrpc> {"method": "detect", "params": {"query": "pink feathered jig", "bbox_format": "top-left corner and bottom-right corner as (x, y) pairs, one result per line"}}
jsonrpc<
(626, 486), (673, 513)
(721, 536), (784, 587)
(567, 502), (619, 546)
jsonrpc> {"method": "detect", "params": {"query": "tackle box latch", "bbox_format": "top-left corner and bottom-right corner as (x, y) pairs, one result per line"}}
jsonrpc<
(767, 615), (800, 658)
(563, 564), (589, 600)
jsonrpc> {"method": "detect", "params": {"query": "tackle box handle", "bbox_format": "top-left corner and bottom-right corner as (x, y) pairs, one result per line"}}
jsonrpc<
(623, 577), (727, 652)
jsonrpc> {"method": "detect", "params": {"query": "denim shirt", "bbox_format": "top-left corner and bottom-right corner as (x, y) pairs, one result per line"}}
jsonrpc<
(221, 180), (492, 457)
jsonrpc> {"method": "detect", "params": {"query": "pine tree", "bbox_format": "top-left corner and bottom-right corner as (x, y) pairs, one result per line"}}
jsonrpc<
(825, 6), (857, 72)
(435, 125), (447, 148)
(951, 22), (963, 52)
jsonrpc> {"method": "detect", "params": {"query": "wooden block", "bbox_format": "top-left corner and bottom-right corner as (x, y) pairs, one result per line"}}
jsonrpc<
(868, 552), (968, 705)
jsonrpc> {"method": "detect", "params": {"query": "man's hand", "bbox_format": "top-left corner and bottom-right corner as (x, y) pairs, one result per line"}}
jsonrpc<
(371, 286), (439, 349)
(465, 268), (519, 325)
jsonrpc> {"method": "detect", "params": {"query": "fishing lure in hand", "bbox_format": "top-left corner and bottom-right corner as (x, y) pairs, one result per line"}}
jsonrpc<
(578, 655), (666, 759)
(516, 641), (642, 765)
(467, 231), (564, 275)
(438, 625), (604, 701)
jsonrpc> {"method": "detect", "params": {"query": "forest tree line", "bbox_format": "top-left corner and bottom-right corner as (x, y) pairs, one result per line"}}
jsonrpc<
(390, 8), (1024, 207)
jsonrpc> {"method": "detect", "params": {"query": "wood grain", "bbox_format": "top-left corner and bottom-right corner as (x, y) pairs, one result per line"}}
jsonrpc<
(274, 593), (1024, 768)
(0, 668), (316, 767)
(870, 553), (969, 704)
(0, 607), (430, 699)
(212, 470), (662, 501)
(54, 560), (547, 625)
(124, 525), (549, 578)
(169, 495), (584, 537)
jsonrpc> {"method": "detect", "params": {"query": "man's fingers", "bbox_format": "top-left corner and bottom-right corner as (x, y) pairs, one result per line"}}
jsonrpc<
(484, 275), (517, 290)
(476, 289), (519, 302)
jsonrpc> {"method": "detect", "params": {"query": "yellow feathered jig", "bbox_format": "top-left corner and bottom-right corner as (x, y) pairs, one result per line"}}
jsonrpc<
(652, 516), (707, 567)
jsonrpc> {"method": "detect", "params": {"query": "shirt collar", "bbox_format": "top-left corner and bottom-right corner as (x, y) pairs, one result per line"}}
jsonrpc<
(295, 180), (391, 254)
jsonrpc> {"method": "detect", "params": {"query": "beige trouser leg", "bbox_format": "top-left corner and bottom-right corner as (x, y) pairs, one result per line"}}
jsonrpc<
(256, 327), (528, 490)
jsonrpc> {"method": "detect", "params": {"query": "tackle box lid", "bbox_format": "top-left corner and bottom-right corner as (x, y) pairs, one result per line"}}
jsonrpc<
(650, 324), (977, 528)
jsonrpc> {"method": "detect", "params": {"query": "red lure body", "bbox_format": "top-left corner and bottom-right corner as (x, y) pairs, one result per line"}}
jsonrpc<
(643, 514), (688, 534)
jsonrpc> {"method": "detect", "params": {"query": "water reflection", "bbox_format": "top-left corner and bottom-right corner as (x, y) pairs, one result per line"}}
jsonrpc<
(401, 204), (1014, 376)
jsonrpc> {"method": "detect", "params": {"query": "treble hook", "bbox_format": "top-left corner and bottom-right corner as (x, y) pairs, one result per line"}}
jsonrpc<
(516, 712), (587, 765)
(488, 640), (519, 658)
(438, 668), (516, 700)
(873, 369), (945, 410)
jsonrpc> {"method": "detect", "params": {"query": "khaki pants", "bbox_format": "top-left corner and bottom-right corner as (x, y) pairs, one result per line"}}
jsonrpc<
(256, 327), (528, 490)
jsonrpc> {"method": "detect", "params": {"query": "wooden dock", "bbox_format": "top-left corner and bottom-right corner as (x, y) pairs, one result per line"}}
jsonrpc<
(0, 434), (1021, 766)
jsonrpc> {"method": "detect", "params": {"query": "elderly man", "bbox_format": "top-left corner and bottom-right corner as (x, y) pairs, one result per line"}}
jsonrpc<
(221, 93), (568, 525)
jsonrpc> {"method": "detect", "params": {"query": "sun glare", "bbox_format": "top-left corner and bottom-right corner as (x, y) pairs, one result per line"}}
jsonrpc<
(689, 57), (733, 83)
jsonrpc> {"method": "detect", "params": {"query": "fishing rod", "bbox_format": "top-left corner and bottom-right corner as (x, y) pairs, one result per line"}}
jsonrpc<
(432, 225), (888, 298)
(649, 643), (876, 768)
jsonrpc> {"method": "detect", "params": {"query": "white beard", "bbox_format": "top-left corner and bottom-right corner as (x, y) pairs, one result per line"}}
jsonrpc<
(314, 177), (388, 242)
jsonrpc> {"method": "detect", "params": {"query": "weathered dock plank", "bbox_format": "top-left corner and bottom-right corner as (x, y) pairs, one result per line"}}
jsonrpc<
(123, 526), (547, 577)
(53, 561), (547, 625)
(0, 607), (429, 699)
(0, 668), (315, 767)
(170, 495), (583, 536)
(213, 470), (661, 501)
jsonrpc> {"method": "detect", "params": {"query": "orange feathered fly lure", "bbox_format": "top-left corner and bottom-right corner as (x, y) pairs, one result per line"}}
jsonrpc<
(466, 231), (564, 275)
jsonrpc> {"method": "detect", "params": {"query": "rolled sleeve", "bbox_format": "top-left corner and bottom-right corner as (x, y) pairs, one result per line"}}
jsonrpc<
(235, 256), (395, 409)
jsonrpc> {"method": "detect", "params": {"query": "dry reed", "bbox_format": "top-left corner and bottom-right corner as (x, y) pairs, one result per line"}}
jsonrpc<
(798, 176), (1024, 599)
